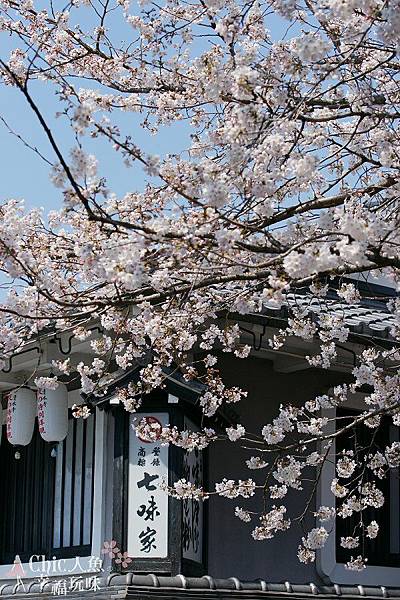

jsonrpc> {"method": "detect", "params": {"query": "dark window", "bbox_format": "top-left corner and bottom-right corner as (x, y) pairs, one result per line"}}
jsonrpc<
(0, 413), (95, 564)
(335, 408), (400, 567)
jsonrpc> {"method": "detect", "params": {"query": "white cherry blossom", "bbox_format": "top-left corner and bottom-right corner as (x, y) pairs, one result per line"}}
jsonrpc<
(0, 0), (400, 569)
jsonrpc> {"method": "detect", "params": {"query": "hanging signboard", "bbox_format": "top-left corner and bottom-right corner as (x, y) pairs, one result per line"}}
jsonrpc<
(127, 413), (169, 559)
(182, 417), (203, 563)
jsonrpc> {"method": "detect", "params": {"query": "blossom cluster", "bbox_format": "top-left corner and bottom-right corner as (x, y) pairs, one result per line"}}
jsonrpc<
(0, 0), (400, 571)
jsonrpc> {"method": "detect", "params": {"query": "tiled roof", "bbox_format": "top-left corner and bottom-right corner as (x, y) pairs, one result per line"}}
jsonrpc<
(2, 574), (400, 599)
(124, 575), (400, 598)
(260, 293), (397, 340)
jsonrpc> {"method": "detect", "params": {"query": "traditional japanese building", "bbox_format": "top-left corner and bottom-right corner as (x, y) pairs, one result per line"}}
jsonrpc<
(1, 279), (400, 598)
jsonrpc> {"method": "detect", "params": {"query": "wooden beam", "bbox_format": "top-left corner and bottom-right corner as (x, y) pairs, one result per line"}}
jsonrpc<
(273, 357), (311, 373)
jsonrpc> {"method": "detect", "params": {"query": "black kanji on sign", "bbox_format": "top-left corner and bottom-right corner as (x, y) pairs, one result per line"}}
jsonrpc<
(137, 495), (160, 521)
(138, 447), (146, 457)
(137, 458), (146, 467)
(139, 527), (157, 553)
(137, 472), (159, 491)
(152, 446), (161, 457)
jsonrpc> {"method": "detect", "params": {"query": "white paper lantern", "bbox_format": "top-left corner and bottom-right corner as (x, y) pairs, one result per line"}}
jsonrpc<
(37, 384), (68, 442)
(6, 388), (36, 446)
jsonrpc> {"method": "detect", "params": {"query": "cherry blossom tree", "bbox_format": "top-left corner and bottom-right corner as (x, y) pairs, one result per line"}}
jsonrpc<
(1, 0), (400, 570)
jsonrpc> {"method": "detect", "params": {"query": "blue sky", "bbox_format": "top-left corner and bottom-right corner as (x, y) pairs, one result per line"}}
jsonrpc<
(0, 8), (393, 292)
(0, 75), (191, 211)
(0, 6), (299, 214)
(0, 24), (192, 212)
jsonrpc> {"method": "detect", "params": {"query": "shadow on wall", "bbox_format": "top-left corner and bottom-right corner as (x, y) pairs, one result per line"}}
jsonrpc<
(206, 355), (349, 583)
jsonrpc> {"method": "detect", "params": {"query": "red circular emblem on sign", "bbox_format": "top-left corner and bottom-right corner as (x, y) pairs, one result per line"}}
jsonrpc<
(137, 416), (163, 443)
